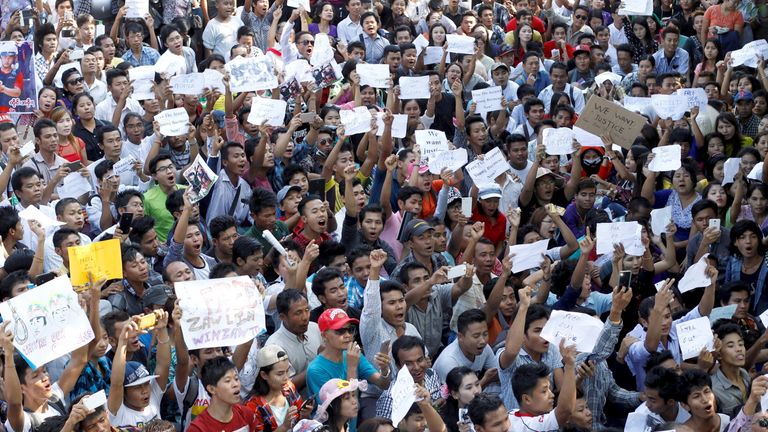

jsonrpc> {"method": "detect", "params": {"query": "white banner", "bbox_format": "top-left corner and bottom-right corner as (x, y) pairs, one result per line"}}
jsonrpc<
(224, 55), (278, 92)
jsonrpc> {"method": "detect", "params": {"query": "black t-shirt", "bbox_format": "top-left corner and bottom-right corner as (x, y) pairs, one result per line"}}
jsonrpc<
(432, 93), (458, 141)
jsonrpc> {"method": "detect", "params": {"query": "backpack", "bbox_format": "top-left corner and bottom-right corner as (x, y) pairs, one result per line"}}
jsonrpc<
(179, 373), (199, 430)
(26, 396), (67, 431)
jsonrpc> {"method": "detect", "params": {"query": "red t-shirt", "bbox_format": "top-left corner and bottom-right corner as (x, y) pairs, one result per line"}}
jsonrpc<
(470, 210), (507, 247)
(187, 404), (259, 432)
(542, 40), (575, 60)
(505, 16), (546, 33)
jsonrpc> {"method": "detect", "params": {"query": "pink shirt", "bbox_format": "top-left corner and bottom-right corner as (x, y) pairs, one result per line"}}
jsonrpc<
(380, 211), (404, 261)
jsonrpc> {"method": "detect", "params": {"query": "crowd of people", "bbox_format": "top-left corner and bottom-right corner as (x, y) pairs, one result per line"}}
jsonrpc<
(0, 0), (766, 430)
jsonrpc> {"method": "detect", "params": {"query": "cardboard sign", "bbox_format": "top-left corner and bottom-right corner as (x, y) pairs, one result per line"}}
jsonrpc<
(183, 155), (220, 204)
(224, 55), (278, 92)
(175, 276), (266, 349)
(575, 96), (647, 149)
(155, 108), (189, 137)
(68, 239), (123, 286)
(0, 276), (94, 369)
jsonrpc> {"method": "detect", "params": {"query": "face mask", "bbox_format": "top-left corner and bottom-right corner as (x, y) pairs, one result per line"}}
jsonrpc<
(583, 158), (601, 167)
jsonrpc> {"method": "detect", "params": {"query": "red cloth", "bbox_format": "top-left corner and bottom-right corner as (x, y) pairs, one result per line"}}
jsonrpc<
(505, 16), (546, 33)
(470, 210), (508, 247)
(187, 404), (259, 432)
(542, 40), (576, 60)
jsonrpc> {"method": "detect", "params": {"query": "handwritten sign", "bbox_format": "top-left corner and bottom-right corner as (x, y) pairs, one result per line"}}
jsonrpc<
(224, 55), (278, 92)
(648, 144), (681, 172)
(650, 206), (671, 237)
(471, 86), (503, 114)
(287, 0), (310, 12)
(19, 205), (64, 230)
(376, 113), (408, 139)
(543, 128), (575, 155)
(69, 239), (123, 286)
(622, 96), (652, 114)
(340, 107), (373, 136)
(595, 221), (644, 256)
(677, 254), (712, 293)
(676, 88), (708, 111)
(128, 65), (156, 82)
(618, 0), (652, 15)
(399, 76), (431, 99)
(247, 97), (287, 127)
(423, 46), (444, 65)
(540, 310), (604, 353)
(183, 155), (219, 204)
(484, 147), (510, 179)
(414, 129), (448, 161)
(676, 317), (714, 360)
(651, 94), (688, 121)
(508, 239), (549, 273)
(412, 34), (429, 56)
(446, 34), (475, 54)
(202, 68), (226, 93)
(428, 148), (468, 174)
(132, 79), (155, 101)
(0, 276), (94, 369)
(176, 276), (266, 350)
(60, 171), (93, 199)
(390, 365), (417, 425)
(155, 108), (189, 137)
(575, 96), (646, 149)
(125, 0), (149, 18)
(357, 63), (390, 89)
(748, 162), (764, 181)
(730, 40), (768, 68)
(594, 71), (622, 87)
(170, 73), (206, 95)
(112, 157), (137, 177)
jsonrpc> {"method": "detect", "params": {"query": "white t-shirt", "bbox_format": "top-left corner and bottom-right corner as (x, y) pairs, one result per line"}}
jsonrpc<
(4, 383), (66, 432)
(174, 376), (211, 428)
(508, 409), (559, 432)
(202, 16), (244, 58)
(109, 378), (164, 430)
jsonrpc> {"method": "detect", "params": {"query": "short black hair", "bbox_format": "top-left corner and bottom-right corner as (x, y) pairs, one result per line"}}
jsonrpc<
(34, 118), (57, 138)
(644, 366), (680, 402)
(276, 289), (308, 315)
(359, 203), (385, 225)
(298, 195), (323, 216)
(105, 68), (128, 87)
(524, 304), (550, 334)
(317, 241), (347, 267)
(282, 164), (309, 185)
(675, 368), (711, 404)
(53, 227), (79, 249)
(250, 188), (278, 215)
(54, 197), (80, 216)
(467, 393), (506, 427)
(148, 151), (173, 175)
(0, 270), (31, 300)
(210, 215), (237, 240)
(11, 167), (40, 192)
(719, 281), (752, 306)
(397, 186), (422, 204)
(165, 189), (185, 216)
(0, 206), (20, 238)
(114, 189), (143, 215)
(512, 362), (550, 403)
(346, 244), (372, 268)
(644, 350), (675, 372)
(121, 243), (143, 265)
(94, 159), (115, 181)
(200, 356), (238, 391)
(457, 308), (486, 334)
(312, 267), (344, 298)
(400, 261), (428, 285)
(101, 310), (130, 339)
(232, 236), (263, 264)
(392, 335), (426, 367)
(128, 216), (156, 245)
(210, 262), (237, 279)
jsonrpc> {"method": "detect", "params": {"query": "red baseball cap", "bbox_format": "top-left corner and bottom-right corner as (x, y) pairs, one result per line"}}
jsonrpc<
(318, 308), (359, 332)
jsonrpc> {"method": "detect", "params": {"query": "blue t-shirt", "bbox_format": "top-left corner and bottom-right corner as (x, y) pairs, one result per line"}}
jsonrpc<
(306, 352), (377, 399)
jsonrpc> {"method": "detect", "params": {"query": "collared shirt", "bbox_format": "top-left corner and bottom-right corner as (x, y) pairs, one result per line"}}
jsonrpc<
(653, 48), (690, 75)
(376, 368), (442, 418)
(407, 283), (453, 356)
(538, 83), (586, 114)
(337, 17), (363, 44)
(497, 343), (563, 409)
(71, 357), (112, 401)
(632, 401), (690, 429)
(121, 45), (161, 67)
(265, 322), (322, 378)
(95, 97), (145, 133)
(34, 52), (53, 83)
(711, 367), (750, 419)
(242, 6), (276, 53)
(204, 157), (253, 226)
(514, 70), (551, 95)
(85, 77), (109, 104)
(362, 32), (388, 64)
(611, 62), (638, 78)
(246, 221), (291, 255)
(23, 152), (66, 191)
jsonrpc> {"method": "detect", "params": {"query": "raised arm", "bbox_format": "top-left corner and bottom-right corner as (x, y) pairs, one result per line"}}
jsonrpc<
(498, 286), (532, 368)
(640, 157), (657, 206)
(571, 232), (595, 289)
(554, 341), (577, 427)
(380, 154), (398, 219)
(484, 255), (512, 323)
(698, 265), (718, 316)
(1, 322), (24, 432)
(320, 126), (347, 182)
(152, 310), (172, 390)
(108, 319), (140, 415)
(643, 280), (674, 354)
(172, 299), (192, 394)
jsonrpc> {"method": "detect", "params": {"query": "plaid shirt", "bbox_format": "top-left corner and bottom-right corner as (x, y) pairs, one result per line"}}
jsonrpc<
(376, 368), (442, 418)
(121, 46), (161, 67)
(70, 357), (112, 401)
(34, 52), (53, 83)
(244, 382), (303, 432)
(740, 114), (760, 139)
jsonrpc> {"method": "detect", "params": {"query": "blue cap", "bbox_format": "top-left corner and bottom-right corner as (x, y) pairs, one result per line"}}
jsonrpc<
(734, 91), (754, 102)
(124, 361), (158, 387)
(478, 185), (502, 200)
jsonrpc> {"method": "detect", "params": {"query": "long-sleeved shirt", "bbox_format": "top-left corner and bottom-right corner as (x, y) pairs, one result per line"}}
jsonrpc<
(652, 48), (690, 75)
(204, 155), (253, 227)
(241, 4), (277, 53)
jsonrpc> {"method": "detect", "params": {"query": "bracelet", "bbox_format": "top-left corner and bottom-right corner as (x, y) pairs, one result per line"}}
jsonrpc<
(157, 337), (170, 344)
(380, 367), (391, 378)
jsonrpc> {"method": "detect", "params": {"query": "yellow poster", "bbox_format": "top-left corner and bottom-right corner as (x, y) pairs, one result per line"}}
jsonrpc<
(69, 239), (123, 286)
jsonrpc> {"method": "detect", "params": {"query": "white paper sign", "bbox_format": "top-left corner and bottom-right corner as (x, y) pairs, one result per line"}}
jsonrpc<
(357, 64), (391, 89)
(471, 86), (503, 114)
(202, 68), (226, 93)
(340, 107), (373, 135)
(69, 49), (84, 61)
(0, 276), (94, 369)
(709, 304), (737, 325)
(678, 254), (712, 293)
(540, 310), (605, 353)
(54, 61), (81, 88)
(622, 96), (653, 114)
(376, 113), (408, 139)
(132, 79), (155, 101)
(125, 0), (149, 18)
(748, 162), (764, 181)
(154, 52), (186, 78)
(730, 40), (768, 68)
(618, 0), (652, 15)
(129, 66), (156, 83)
(412, 34), (429, 56)
(507, 239), (550, 273)
(595, 71), (622, 86)
(759, 308), (768, 328)
(650, 206), (671, 237)
(423, 46), (444, 65)
(543, 128), (575, 155)
(112, 157), (137, 177)
(19, 141), (35, 158)
(648, 144), (682, 172)
(572, 126), (604, 148)
(722, 158), (741, 185)
(176, 276), (266, 350)
(676, 88), (708, 111)
(484, 147), (510, 179)
(676, 316), (714, 360)
(399, 76), (431, 99)
(60, 171), (93, 198)
(414, 129), (448, 161)
(224, 55), (278, 92)
(19, 205), (64, 229)
(429, 148), (468, 174)
(310, 33), (334, 66)
(651, 94), (688, 121)
(247, 97), (288, 127)
(595, 221), (644, 256)
(155, 108), (189, 137)
(446, 34), (475, 54)
(390, 365), (417, 425)
(287, 0), (310, 12)
(170, 73), (206, 95)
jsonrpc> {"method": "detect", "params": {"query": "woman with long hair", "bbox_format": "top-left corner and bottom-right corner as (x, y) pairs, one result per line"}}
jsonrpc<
(315, 379), (367, 432)
(309, 2), (337, 38)
(641, 161), (702, 244)
(702, 181), (729, 223)
(716, 112), (752, 157)
(245, 345), (310, 432)
(439, 367), (481, 432)
(624, 17), (658, 63)
(509, 23), (535, 66)
(694, 38), (721, 79)
(51, 106), (89, 164)
(71, 92), (109, 161)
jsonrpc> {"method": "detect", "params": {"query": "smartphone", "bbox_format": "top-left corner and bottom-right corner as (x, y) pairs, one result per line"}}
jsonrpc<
(138, 313), (157, 330)
(299, 112), (316, 123)
(447, 264), (467, 279)
(35, 272), (57, 286)
(66, 161), (83, 171)
(461, 197), (472, 218)
(61, 28), (75, 37)
(84, 390), (107, 410)
(551, 48), (560, 59)
(64, 11), (73, 21)
(619, 270), (632, 288)
(397, 211), (415, 243)
(118, 212), (133, 233)
(546, 203), (566, 216)
(379, 340), (391, 353)
(308, 178), (325, 199)
(299, 395), (316, 412)
(709, 219), (721, 230)
(19, 141), (35, 158)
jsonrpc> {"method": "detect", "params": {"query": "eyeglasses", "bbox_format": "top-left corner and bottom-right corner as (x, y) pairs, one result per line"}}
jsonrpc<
(299, 40), (315, 46)
(319, 138), (332, 145)
(155, 165), (176, 174)
(574, 14), (587, 19)
(332, 326), (356, 336)
(66, 77), (85, 85)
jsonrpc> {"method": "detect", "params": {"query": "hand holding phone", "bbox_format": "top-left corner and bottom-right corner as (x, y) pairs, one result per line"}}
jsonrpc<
(138, 313), (157, 330)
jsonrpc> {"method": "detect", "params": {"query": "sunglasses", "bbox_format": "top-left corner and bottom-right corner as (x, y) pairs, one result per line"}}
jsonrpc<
(574, 14), (587, 19)
(332, 326), (356, 336)
(67, 77), (85, 85)
(299, 40), (315, 46)
(319, 138), (333, 145)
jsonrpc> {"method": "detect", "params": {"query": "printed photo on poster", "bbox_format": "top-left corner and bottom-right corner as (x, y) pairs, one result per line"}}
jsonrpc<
(0, 41), (36, 114)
